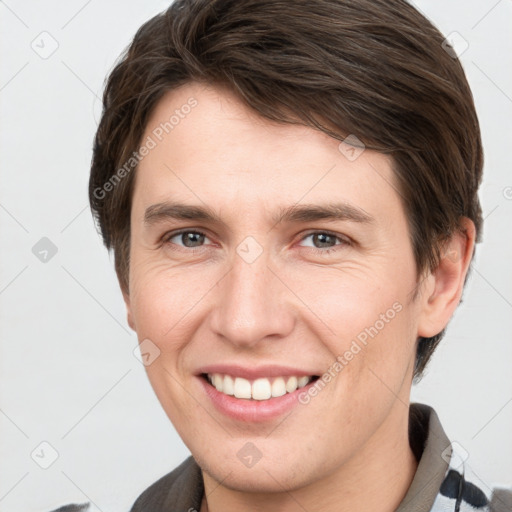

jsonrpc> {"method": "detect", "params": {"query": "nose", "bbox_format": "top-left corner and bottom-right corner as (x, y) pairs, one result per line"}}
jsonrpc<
(209, 246), (295, 349)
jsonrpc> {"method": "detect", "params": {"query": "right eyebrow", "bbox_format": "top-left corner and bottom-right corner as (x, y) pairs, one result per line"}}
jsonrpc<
(144, 201), (225, 227)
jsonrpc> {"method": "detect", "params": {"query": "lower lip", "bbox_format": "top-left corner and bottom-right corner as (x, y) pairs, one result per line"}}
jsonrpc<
(197, 375), (317, 423)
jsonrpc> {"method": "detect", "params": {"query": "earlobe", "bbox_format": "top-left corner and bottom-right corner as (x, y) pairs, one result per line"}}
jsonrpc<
(417, 218), (476, 338)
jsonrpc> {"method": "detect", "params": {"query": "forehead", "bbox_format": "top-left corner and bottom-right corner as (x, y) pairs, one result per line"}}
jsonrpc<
(133, 82), (405, 228)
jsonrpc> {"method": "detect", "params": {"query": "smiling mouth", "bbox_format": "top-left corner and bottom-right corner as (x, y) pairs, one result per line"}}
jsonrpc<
(201, 373), (320, 401)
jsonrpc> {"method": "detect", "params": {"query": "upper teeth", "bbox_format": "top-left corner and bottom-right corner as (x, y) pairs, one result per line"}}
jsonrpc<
(207, 373), (313, 400)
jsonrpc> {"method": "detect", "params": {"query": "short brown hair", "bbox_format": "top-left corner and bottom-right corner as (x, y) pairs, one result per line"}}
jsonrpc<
(89, 0), (483, 379)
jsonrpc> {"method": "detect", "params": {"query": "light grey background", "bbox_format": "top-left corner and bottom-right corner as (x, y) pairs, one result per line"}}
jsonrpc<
(0, 1), (511, 511)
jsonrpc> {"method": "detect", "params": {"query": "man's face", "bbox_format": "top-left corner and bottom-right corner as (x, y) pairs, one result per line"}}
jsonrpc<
(125, 82), (427, 491)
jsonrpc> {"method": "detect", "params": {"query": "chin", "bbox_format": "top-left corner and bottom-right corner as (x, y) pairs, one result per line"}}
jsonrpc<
(198, 452), (319, 494)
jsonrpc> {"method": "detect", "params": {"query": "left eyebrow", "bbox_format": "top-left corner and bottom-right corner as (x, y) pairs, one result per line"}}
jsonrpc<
(143, 200), (375, 228)
(272, 202), (375, 225)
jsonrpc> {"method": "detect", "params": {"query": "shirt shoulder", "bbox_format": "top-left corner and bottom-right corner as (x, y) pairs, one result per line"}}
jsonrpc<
(45, 457), (202, 512)
(398, 403), (511, 512)
(47, 504), (91, 512)
(489, 487), (512, 512)
(431, 440), (512, 512)
(129, 455), (204, 511)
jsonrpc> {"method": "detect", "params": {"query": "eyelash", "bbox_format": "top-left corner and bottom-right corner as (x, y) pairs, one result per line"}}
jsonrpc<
(161, 229), (350, 255)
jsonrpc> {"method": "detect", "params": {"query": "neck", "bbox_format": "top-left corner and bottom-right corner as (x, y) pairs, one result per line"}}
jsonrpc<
(201, 399), (419, 512)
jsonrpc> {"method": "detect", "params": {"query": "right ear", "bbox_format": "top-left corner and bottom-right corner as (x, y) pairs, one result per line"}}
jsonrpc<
(122, 289), (136, 331)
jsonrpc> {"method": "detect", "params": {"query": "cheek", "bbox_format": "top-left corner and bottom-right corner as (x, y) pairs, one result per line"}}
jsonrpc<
(128, 260), (216, 345)
(128, 254), (234, 413)
(128, 268), (201, 422)
(289, 261), (406, 336)
(294, 263), (417, 386)
(130, 278), (173, 340)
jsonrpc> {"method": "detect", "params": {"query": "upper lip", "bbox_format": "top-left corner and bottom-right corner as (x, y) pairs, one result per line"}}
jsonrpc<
(196, 364), (320, 380)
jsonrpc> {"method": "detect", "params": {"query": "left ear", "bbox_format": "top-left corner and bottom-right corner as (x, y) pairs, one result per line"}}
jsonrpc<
(417, 217), (476, 338)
